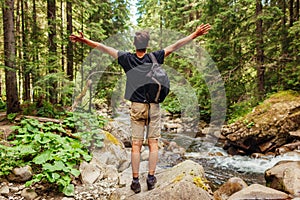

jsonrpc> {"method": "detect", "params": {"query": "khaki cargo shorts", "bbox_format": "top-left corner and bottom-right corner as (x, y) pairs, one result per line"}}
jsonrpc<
(130, 102), (161, 140)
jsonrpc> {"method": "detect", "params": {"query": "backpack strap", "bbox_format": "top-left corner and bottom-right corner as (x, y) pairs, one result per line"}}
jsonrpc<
(149, 53), (158, 64)
(148, 53), (161, 103)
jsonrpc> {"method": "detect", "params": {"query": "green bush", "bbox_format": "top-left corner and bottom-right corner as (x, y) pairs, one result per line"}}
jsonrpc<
(227, 99), (256, 124)
(0, 118), (96, 196)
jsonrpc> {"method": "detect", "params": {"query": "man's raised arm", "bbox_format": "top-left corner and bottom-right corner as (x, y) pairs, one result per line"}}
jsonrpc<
(164, 23), (211, 58)
(69, 32), (118, 59)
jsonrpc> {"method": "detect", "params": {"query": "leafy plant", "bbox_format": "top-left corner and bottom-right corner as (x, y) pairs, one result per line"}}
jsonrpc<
(228, 99), (257, 124)
(243, 119), (255, 129)
(63, 112), (107, 149)
(7, 113), (17, 122)
(0, 99), (6, 111)
(36, 101), (63, 118)
(0, 118), (95, 196)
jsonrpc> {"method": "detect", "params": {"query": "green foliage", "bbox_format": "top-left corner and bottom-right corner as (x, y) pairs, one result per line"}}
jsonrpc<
(21, 102), (39, 116)
(243, 120), (255, 129)
(63, 112), (107, 149)
(227, 99), (257, 124)
(22, 101), (65, 119)
(33, 72), (74, 106)
(0, 99), (6, 111)
(36, 101), (62, 118)
(161, 94), (181, 114)
(7, 113), (17, 122)
(95, 64), (124, 106)
(0, 118), (96, 196)
(3, 0), (299, 125)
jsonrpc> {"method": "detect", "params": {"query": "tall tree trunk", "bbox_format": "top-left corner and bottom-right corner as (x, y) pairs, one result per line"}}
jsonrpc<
(32, 0), (39, 102)
(61, 0), (65, 71)
(289, 0), (294, 27)
(256, 0), (265, 99)
(67, 0), (74, 80)
(22, 0), (30, 101)
(296, 0), (299, 21)
(47, 0), (57, 104)
(16, 0), (21, 100)
(296, 0), (300, 63)
(80, 8), (84, 92)
(281, 0), (288, 54)
(2, 0), (20, 114)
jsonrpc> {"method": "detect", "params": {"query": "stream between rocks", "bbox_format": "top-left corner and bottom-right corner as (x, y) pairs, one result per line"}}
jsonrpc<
(112, 103), (300, 190)
(161, 131), (300, 190)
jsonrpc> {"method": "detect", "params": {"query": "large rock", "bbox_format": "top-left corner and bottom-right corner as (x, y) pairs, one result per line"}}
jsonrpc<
(222, 91), (300, 155)
(21, 188), (38, 200)
(0, 185), (9, 196)
(111, 160), (212, 200)
(104, 116), (131, 147)
(228, 184), (290, 200)
(214, 177), (248, 200)
(7, 165), (33, 182)
(79, 130), (131, 185)
(92, 131), (130, 172)
(79, 160), (103, 185)
(265, 160), (300, 197)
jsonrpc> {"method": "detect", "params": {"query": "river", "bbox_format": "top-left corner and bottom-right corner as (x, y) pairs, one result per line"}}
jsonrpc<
(112, 104), (300, 190)
(161, 131), (300, 190)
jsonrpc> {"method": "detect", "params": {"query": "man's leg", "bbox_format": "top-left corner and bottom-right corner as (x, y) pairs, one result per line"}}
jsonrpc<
(146, 103), (161, 190)
(131, 139), (143, 178)
(130, 138), (144, 194)
(130, 102), (147, 193)
(148, 138), (159, 175)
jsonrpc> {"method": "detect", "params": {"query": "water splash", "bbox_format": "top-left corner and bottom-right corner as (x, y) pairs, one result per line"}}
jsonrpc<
(186, 148), (300, 174)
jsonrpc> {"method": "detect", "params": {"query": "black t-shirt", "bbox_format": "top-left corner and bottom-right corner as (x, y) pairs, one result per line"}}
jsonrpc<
(118, 50), (165, 102)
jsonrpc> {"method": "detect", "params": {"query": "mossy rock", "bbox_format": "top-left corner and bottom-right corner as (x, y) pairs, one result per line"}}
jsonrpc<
(103, 130), (123, 147)
(223, 90), (300, 154)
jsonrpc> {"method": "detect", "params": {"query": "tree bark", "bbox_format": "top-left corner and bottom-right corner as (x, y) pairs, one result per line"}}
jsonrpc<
(60, 0), (64, 71)
(32, 0), (39, 102)
(2, 0), (20, 114)
(16, 0), (21, 99)
(296, 0), (299, 21)
(281, 0), (288, 54)
(47, 0), (57, 104)
(289, 0), (294, 27)
(22, 0), (31, 101)
(67, 0), (74, 80)
(256, 0), (265, 99)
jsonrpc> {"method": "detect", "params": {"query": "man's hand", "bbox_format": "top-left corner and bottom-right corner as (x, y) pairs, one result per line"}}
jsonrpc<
(69, 32), (85, 43)
(192, 23), (211, 38)
(69, 32), (118, 58)
(164, 23), (211, 57)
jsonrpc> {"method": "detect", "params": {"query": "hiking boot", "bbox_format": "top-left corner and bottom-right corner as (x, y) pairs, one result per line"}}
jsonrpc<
(146, 176), (157, 190)
(130, 180), (141, 193)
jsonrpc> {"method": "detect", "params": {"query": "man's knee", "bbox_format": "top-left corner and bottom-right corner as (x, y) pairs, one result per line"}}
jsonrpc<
(132, 139), (143, 153)
(148, 138), (159, 152)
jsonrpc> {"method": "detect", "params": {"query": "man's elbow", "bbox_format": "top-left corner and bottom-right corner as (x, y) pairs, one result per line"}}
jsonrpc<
(164, 49), (172, 57)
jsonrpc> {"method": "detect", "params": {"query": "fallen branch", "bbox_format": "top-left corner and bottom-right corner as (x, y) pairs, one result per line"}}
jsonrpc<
(16, 115), (62, 123)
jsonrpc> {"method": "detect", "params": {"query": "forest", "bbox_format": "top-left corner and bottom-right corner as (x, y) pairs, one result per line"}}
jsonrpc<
(0, 0), (300, 198)
(1, 0), (299, 120)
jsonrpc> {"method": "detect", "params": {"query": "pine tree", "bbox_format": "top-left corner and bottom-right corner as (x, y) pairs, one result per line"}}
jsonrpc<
(2, 0), (20, 114)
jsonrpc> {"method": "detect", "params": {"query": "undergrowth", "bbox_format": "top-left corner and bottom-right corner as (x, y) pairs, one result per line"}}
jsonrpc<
(0, 111), (107, 196)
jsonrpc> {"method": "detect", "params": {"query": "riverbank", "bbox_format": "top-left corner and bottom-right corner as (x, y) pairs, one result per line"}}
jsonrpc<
(1, 91), (300, 199)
